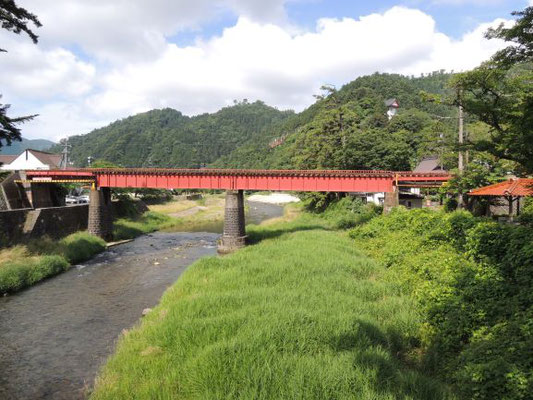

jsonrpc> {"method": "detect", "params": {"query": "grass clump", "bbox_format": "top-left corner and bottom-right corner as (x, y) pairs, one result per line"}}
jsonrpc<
(0, 232), (106, 294)
(60, 232), (107, 264)
(0, 255), (69, 293)
(91, 216), (453, 399)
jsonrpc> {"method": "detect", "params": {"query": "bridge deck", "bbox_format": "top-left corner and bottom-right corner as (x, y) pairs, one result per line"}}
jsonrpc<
(25, 168), (451, 193)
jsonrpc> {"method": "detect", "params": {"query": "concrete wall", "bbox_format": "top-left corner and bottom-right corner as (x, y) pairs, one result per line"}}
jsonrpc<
(28, 205), (89, 239)
(0, 172), (31, 210)
(0, 208), (31, 245)
(0, 205), (89, 245)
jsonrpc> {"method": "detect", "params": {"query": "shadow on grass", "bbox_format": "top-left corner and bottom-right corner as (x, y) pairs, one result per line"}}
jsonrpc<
(246, 224), (329, 245)
(331, 320), (453, 400)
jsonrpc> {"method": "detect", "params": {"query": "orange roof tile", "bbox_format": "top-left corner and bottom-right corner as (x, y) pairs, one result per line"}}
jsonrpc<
(469, 178), (533, 197)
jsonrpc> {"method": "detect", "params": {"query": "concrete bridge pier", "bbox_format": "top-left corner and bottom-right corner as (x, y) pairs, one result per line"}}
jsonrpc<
(88, 187), (113, 241)
(383, 186), (399, 214)
(218, 190), (246, 254)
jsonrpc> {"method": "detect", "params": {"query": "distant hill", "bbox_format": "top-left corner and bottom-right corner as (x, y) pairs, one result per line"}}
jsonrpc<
(213, 71), (458, 170)
(0, 138), (56, 155)
(52, 71), (458, 171)
(50, 101), (293, 168)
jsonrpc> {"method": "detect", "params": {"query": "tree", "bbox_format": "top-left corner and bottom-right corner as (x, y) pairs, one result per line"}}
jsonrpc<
(0, 96), (34, 147)
(451, 7), (533, 174)
(0, 0), (41, 152)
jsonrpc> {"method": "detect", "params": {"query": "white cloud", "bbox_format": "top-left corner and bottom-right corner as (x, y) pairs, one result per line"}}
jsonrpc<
(0, 35), (95, 99)
(0, 4), (510, 140)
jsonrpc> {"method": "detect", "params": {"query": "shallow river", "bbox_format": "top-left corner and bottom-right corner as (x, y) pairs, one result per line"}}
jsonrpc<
(0, 201), (283, 399)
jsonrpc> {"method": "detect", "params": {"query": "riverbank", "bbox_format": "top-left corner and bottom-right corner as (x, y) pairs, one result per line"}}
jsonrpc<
(0, 232), (106, 294)
(90, 208), (454, 399)
(0, 195), (225, 294)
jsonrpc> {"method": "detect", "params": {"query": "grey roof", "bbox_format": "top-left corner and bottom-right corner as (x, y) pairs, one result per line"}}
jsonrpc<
(384, 98), (399, 107)
(414, 157), (446, 173)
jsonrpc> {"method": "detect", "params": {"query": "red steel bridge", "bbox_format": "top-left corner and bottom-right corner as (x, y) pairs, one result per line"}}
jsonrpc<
(24, 168), (451, 252)
(25, 168), (451, 192)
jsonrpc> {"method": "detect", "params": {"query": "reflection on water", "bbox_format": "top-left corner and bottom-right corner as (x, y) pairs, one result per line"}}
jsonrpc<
(0, 201), (283, 399)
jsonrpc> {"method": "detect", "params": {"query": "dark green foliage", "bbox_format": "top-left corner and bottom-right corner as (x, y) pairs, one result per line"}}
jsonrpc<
(351, 209), (533, 399)
(518, 198), (533, 225)
(0, 0), (41, 51)
(443, 197), (458, 212)
(0, 96), (35, 152)
(0, 1), (40, 154)
(451, 7), (533, 173)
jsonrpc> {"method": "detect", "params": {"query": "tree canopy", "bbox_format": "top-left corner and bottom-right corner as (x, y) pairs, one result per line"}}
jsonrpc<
(452, 7), (533, 174)
(0, 0), (41, 152)
(0, 0), (41, 52)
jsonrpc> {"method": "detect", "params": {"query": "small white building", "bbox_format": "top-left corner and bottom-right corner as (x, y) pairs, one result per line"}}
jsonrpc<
(0, 149), (63, 170)
(385, 98), (399, 120)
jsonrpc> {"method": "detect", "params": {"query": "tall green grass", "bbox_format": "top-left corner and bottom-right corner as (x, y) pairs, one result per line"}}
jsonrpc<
(113, 211), (179, 240)
(0, 232), (106, 294)
(91, 217), (453, 399)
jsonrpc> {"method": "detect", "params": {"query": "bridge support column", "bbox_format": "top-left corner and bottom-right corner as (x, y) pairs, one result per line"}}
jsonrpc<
(383, 186), (399, 214)
(88, 187), (113, 241)
(218, 190), (246, 254)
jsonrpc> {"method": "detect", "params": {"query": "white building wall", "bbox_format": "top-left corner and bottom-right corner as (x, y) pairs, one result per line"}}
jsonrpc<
(1, 151), (49, 170)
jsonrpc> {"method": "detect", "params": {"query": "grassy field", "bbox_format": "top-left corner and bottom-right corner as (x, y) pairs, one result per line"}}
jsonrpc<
(91, 212), (454, 399)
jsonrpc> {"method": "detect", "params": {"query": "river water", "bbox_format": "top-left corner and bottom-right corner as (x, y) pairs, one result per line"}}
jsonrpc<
(0, 201), (283, 400)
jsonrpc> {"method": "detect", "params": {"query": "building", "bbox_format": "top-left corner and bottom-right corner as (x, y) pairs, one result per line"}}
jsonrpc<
(469, 178), (533, 218)
(414, 156), (446, 173)
(0, 149), (63, 170)
(384, 98), (399, 120)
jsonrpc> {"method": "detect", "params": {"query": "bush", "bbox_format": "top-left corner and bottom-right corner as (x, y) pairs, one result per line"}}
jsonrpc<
(321, 197), (381, 229)
(443, 197), (458, 212)
(352, 208), (533, 399)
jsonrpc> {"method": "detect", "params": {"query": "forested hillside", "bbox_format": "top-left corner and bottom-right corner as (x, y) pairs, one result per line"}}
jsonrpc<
(60, 71), (461, 171)
(215, 71), (459, 170)
(53, 101), (293, 168)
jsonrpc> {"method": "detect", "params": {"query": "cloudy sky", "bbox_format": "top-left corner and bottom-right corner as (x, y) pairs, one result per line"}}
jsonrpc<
(0, 0), (529, 141)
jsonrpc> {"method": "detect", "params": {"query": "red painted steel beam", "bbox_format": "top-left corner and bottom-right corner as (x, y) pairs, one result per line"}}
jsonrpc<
(25, 168), (451, 193)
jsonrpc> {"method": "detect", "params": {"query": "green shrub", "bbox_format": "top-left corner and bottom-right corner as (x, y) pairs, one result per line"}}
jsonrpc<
(352, 208), (533, 399)
(321, 197), (381, 229)
(443, 197), (458, 212)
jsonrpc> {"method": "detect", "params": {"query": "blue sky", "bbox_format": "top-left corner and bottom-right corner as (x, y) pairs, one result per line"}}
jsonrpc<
(171, 1), (527, 47)
(0, 0), (528, 140)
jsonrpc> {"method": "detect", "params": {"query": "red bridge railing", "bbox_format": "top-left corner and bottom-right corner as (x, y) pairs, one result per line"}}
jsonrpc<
(25, 168), (451, 193)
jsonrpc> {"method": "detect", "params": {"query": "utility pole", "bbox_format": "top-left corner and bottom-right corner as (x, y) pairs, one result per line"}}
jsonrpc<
(60, 139), (71, 170)
(457, 93), (465, 208)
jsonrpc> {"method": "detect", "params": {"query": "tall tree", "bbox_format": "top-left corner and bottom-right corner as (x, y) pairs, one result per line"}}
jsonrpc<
(451, 7), (533, 173)
(0, 0), (41, 152)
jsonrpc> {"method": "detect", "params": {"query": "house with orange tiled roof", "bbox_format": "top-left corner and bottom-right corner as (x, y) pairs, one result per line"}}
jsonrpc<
(0, 149), (63, 171)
